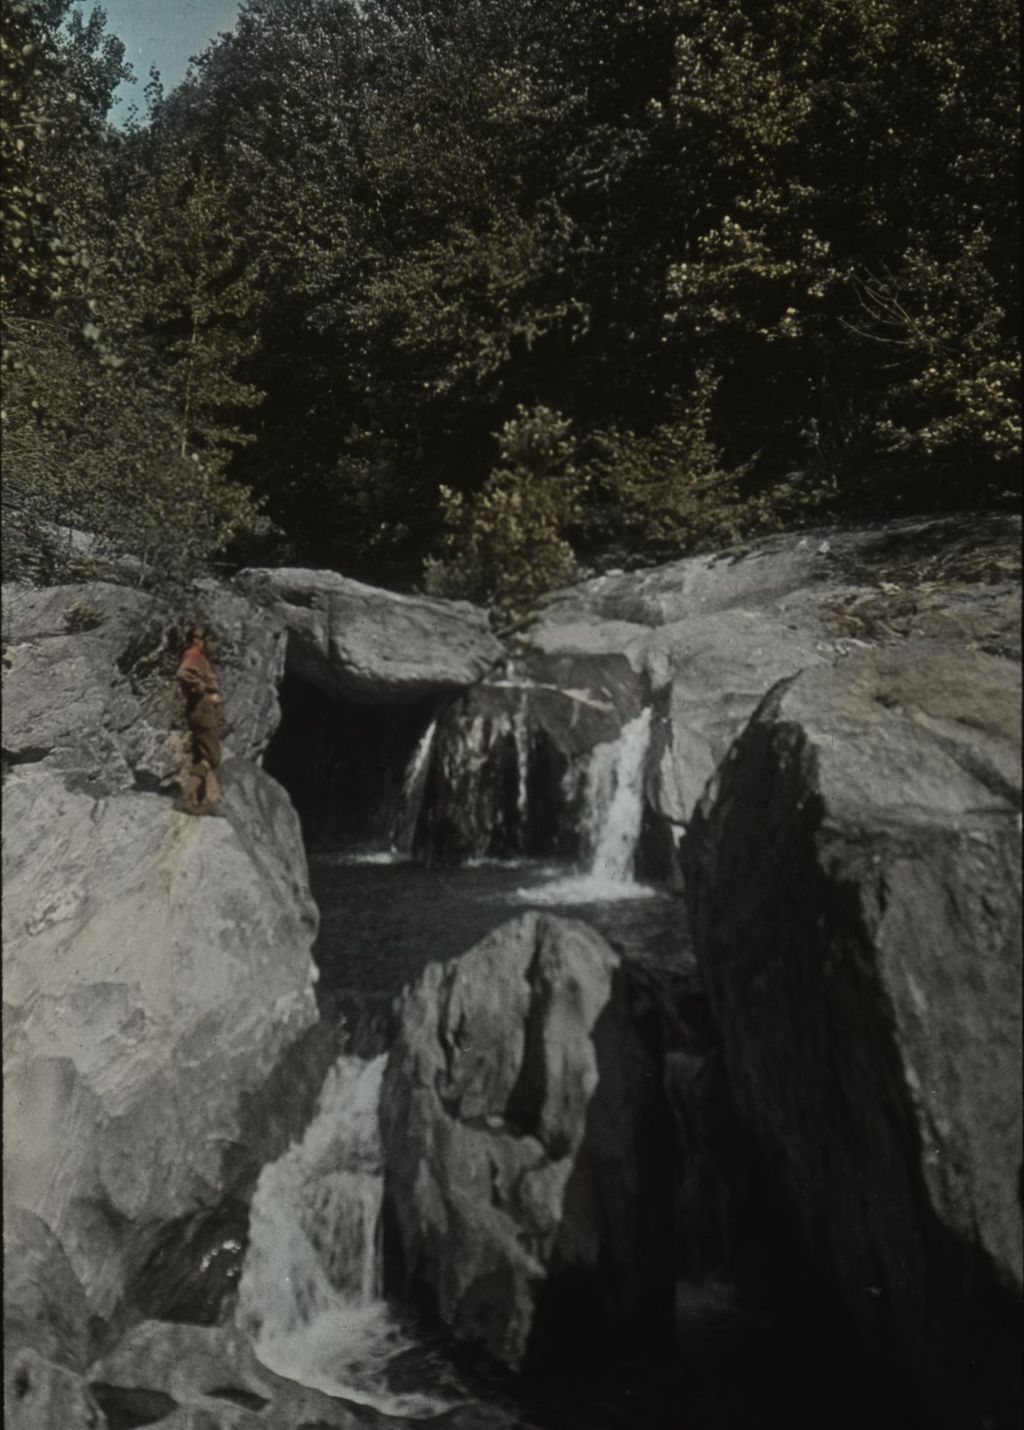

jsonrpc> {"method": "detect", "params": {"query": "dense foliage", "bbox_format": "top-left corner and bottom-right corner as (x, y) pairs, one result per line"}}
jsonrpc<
(2, 0), (1019, 606)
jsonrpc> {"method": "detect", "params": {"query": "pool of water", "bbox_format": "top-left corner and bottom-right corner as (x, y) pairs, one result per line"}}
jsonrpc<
(309, 853), (691, 1040)
(292, 852), (925, 1430)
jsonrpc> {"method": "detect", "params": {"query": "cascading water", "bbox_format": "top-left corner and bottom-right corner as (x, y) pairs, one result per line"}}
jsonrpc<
(235, 1053), (452, 1418)
(522, 708), (654, 903)
(390, 718), (438, 856)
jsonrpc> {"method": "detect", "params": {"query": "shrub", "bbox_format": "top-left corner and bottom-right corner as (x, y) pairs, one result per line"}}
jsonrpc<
(425, 405), (582, 620)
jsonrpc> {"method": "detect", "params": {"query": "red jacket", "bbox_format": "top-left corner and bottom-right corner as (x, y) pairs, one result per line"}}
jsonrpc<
(177, 644), (221, 702)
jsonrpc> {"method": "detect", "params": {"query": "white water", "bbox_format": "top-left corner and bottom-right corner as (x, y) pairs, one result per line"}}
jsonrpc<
(521, 708), (655, 904)
(235, 1053), (450, 1419)
(512, 705), (531, 833)
(390, 719), (438, 856)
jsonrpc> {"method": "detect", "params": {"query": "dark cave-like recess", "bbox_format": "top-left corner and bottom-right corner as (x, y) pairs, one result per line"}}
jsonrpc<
(262, 677), (441, 850)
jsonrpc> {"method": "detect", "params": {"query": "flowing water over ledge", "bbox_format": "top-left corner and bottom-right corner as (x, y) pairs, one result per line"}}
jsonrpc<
(232, 701), (922, 1428)
(310, 854), (688, 1003)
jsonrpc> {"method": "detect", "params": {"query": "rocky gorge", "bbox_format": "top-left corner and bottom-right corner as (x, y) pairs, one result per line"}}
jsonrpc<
(3, 515), (1021, 1430)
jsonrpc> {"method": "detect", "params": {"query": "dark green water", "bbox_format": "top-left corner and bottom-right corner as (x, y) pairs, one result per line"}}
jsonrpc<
(309, 854), (689, 1045)
(301, 854), (923, 1430)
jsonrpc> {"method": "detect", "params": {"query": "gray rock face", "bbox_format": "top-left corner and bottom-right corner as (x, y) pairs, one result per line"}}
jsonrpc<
(2, 1209), (108, 1430)
(86, 1321), (364, 1430)
(539, 516), (1020, 635)
(5, 1348), (108, 1430)
(531, 516), (1021, 838)
(2, 581), (318, 1328)
(1, 581), (286, 790)
(683, 646), (1022, 1429)
(4, 1207), (93, 1372)
(236, 567), (503, 703)
(3, 758), (319, 1320)
(417, 650), (645, 862)
(380, 913), (673, 1370)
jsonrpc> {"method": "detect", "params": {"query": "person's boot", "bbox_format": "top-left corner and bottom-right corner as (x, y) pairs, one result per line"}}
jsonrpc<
(173, 765), (205, 815)
(199, 765), (225, 816)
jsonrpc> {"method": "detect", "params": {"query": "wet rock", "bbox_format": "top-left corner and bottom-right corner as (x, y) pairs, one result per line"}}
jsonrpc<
(5, 1348), (107, 1430)
(683, 645), (1023, 1429)
(87, 1320), (369, 1430)
(236, 567), (502, 703)
(3, 757), (319, 1321)
(417, 651), (645, 862)
(380, 912), (674, 1370)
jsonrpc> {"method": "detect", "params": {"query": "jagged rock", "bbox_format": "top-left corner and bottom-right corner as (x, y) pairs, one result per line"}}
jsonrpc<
(5, 1348), (107, 1430)
(683, 645), (1023, 1430)
(537, 516), (1020, 635)
(417, 651), (645, 862)
(648, 611), (827, 828)
(380, 912), (673, 1370)
(531, 516), (1021, 839)
(4, 1207), (93, 1373)
(189, 582), (288, 763)
(1, 581), (286, 790)
(87, 1321), (366, 1430)
(236, 567), (503, 703)
(3, 757), (319, 1321)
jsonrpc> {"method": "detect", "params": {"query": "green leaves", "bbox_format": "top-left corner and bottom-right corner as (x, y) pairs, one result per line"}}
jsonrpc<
(426, 405), (581, 617)
(5, 0), (1018, 601)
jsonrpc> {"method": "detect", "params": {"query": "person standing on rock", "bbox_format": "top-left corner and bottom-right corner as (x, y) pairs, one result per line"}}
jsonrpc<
(176, 625), (226, 815)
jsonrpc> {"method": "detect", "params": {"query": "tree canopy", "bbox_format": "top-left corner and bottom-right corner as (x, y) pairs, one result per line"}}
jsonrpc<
(2, 0), (1018, 606)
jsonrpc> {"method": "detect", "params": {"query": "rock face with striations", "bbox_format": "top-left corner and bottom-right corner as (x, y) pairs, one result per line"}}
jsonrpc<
(417, 650), (646, 863)
(2, 581), (287, 788)
(3, 1207), (109, 1430)
(2, 580), (319, 1329)
(683, 644), (1022, 1430)
(531, 516), (1021, 842)
(380, 912), (673, 1370)
(236, 566), (503, 703)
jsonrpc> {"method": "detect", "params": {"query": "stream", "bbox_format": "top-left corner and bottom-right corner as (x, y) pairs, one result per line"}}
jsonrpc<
(231, 703), (919, 1430)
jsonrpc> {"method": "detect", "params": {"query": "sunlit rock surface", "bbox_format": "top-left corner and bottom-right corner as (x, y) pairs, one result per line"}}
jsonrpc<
(237, 566), (503, 703)
(3, 759), (319, 1320)
(380, 912), (673, 1370)
(532, 516), (1021, 834)
(684, 644), (1023, 1430)
(1, 581), (287, 789)
(2, 580), (318, 1328)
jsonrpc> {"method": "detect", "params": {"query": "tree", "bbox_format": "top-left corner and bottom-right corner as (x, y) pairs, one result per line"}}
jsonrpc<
(1, 1), (263, 590)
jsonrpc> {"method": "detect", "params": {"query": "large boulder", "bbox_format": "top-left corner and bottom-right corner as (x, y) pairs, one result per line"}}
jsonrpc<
(3, 758), (320, 1321)
(683, 645), (1022, 1429)
(236, 567), (503, 703)
(416, 651), (646, 862)
(1, 580), (287, 789)
(380, 913), (674, 1370)
(530, 516), (1021, 838)
(536, 515), (1020, 636)
(2, 579), (318, 1326)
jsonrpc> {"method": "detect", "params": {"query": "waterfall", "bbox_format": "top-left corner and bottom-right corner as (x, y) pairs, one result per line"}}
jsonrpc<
(235, 1053), (450, 1418)
(521, 708), (654, 903)
(390, 718), (438, 856)
(583, 707), (652, 885)
(512, 705), (530, 834)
